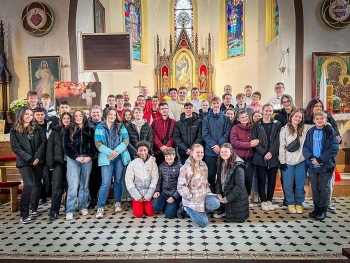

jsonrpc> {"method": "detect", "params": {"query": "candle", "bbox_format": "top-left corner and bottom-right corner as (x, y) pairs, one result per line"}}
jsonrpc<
(326, 85), (333, 112)
(326, 85), (333, 97)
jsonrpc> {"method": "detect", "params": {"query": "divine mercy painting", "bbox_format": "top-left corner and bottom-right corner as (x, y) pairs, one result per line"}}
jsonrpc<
(175, 52), (193, 89)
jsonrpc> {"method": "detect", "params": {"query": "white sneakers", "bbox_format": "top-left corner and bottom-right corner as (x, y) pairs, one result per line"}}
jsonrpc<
(81, 209), (89, 216)
(115, 202), (122, 213)
(261, 201), (275, 211)
(96, 208), (104, 219)
(66, 213), (74, 221)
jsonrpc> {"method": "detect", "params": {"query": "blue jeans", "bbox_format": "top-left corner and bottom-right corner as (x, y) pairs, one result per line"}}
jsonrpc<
(98, 156), (124, 208)
(282, 161), (307, 205)
(185, 195), (220, 228)
(66, 157), (92, 214)
(329, 172), (335, 205)
(152, 192), (180, 219)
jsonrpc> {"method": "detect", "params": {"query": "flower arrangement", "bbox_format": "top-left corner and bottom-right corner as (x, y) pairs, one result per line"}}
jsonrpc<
(10, 98), (28, 114)
(199, 93), (213, 104)
(160, 94), (171, 103)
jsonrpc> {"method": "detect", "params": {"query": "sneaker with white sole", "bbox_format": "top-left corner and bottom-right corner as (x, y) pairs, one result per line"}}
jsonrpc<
(295, 205), (303, 214)
(213, 212), (226, 218)
(66, 213), (74, 221)
(249, 199), (254, 209)
(81, 209), (89, 216)
(328, 204), (336, 211)
(30, 211), (40, 217)
(261, 202), (269, 211)
(288, 205), (297, 214)
(96, 207), (104, 219)
(114, 202), (122, 213)
(252, 193), (259, 203)
(267, 201), (275, 211)
(20, 217), (32, 224)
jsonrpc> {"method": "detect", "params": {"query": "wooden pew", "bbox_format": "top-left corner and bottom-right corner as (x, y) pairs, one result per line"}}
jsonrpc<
(0, 182), (21, 211)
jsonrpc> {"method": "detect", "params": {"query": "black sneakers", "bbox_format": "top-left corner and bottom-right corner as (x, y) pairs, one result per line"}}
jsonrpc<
(30, 211), (41, 217)
(20, 217), (32, 224)
(49, 213), (58, 221)
(177, 203), (188, 219)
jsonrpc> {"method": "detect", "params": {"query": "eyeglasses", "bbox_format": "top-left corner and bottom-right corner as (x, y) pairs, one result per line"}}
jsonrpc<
(282, 100), (291, 105)
(275, 87), (284, 90)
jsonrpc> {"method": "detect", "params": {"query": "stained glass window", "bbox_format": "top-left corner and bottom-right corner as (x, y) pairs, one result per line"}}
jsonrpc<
(174, 0), (194, 43)
(275, 0), (279, 37)
(227, 0), (244, 58)
(124, 0), (141, 61)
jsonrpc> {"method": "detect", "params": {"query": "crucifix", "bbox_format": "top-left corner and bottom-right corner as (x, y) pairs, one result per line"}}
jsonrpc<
(134, 80), (143, 94)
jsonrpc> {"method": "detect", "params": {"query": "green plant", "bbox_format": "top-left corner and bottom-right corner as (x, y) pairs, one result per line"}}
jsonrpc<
(10, 98), (28, 114)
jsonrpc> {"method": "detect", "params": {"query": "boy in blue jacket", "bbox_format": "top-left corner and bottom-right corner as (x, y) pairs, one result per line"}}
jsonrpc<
(302, 111), (339, 221)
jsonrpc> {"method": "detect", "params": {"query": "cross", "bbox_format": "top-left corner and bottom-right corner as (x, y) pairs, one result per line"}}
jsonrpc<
(82, 88), (96, 107)
(134, 80), (143, 94)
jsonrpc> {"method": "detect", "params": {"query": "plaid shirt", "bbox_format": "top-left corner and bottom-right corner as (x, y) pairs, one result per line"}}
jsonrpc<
(177, 159), (211, 212)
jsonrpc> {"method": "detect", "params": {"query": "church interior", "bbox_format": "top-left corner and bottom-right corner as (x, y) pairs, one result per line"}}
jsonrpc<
(0, 0), (350, 260)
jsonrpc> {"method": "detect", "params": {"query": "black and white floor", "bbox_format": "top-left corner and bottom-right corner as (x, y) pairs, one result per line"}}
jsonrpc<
(0, 197), (349, 260)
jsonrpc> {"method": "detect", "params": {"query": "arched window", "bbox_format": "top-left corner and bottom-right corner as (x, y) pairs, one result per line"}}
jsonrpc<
(266, 0), (279, 44)
(226, 0), (244, 58)
(174, 0), (194, 43)
(124, 0), (142, 61)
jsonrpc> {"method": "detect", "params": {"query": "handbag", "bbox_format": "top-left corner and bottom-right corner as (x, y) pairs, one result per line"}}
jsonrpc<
(286, 137), (300, 152)
(120, 149), (131, 165)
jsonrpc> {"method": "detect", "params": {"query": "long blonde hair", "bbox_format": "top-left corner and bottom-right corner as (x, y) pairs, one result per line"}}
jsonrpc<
(189, 144), (204, 175)
(14, 107), (36, 134)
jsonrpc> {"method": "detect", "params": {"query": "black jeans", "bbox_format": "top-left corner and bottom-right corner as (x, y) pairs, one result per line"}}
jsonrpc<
(155, 154), (165, 166)
(89, 158), (102, 200)
(308, 168), (333, 208)
(256, 165), (278, 202)
(50, 162), (67, 215)
(204, 155), (218, 192)
(242, 158), (254, 195)
(41, 165), (52, 200)
(179, 154), (189, 165)
(19, 165), (44, 218)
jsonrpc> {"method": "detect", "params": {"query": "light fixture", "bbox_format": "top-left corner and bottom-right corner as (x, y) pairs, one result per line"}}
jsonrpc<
(278, 48), (289, 74)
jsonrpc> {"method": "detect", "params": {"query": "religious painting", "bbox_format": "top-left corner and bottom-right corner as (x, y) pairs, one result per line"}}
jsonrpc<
(94, 0), (106, 33)
(0, 120), (5, 134)
(321, 0), (350, 29)
(275, 0), (279, 36)
(227, 0), (244, 58)
(124, 0), (141, 61)
(312, 52), (350, 112)
(174, 51), (193, 89)
(174, 0), (194, 43)
(54, 82), (101, 112)
(161, 67), (170, 94)
(199, 65), (207, 92)
(28, 56), (60, 100)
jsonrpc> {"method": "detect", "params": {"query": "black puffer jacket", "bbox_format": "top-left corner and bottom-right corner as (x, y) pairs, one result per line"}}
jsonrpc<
(10, 124), (47, 168)
(215, 158), (249, 223)
(173, 112), (203, 155)
(63, 125), (97, 160)
(252, 118), (281, 168)
(199, 108), (211, 120)
(274, 108), (291, 127)
(46, 125), (65, 169)
(155, 160), (182, 199)
(126, 119), (153, 159)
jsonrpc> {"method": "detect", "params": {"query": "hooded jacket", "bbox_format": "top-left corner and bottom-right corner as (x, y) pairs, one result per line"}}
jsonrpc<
(173, 112), (203, 155)
(126, 119), (153, 158)
(125, 155), (159, 201)
(233, 104), (253, 117)
(94, 121), (129, 166)
(155, 159), (182, 200)
(230, 124), (254, 159)
(302, 125), (339, 173)
(251, 118), (281, 168)
(199, 108), (211, 120)
(10, 124), (46, 168)
(215, 156), (249, 223)
(202, 110), (231, 156)
(46, 125), (65, 168)
(274, 108), (291, 127)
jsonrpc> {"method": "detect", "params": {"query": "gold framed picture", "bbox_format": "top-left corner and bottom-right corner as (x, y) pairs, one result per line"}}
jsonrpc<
(0, 120), (5, 134)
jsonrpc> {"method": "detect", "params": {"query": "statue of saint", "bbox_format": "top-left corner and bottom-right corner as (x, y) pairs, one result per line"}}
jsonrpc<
(162, 72), (170, 93)
(199, 71), (207, 91)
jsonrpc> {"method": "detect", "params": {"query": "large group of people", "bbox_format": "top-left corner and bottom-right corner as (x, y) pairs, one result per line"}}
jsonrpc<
(9, 82), (341, 227)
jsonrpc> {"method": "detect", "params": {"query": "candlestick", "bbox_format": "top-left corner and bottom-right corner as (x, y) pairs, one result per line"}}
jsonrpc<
(326, 84), (333, 113)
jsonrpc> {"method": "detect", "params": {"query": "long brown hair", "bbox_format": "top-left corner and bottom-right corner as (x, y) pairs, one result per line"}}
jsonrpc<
(59, 112), (72, 134)
(286, 110), (305, 137)
(14, 107), (36, 134)
(121, 109), (134, 126)
(189, 144), (204, 176)
(217, 143), (237, 173)
(105, 107), (122, 135)
(69, 110), (88, 141)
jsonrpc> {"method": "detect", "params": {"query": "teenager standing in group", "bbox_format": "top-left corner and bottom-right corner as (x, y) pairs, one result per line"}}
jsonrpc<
(10, 107), (46, 223)
(252, 104), (281, 211)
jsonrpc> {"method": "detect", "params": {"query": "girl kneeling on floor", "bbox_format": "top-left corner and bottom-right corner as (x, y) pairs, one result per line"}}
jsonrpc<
(177, 144), (220, 227)
(214, 143), (249, 223)
(125, 141), (159, 218)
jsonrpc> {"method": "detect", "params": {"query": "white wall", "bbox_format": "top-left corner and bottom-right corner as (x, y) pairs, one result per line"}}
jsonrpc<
(0, 0), (70, 100)
(257, 0), (296, 104)
(303, 0), (350, 106)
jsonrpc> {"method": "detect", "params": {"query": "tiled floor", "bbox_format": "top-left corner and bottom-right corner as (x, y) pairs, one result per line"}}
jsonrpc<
(0, 197), (349, 260)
